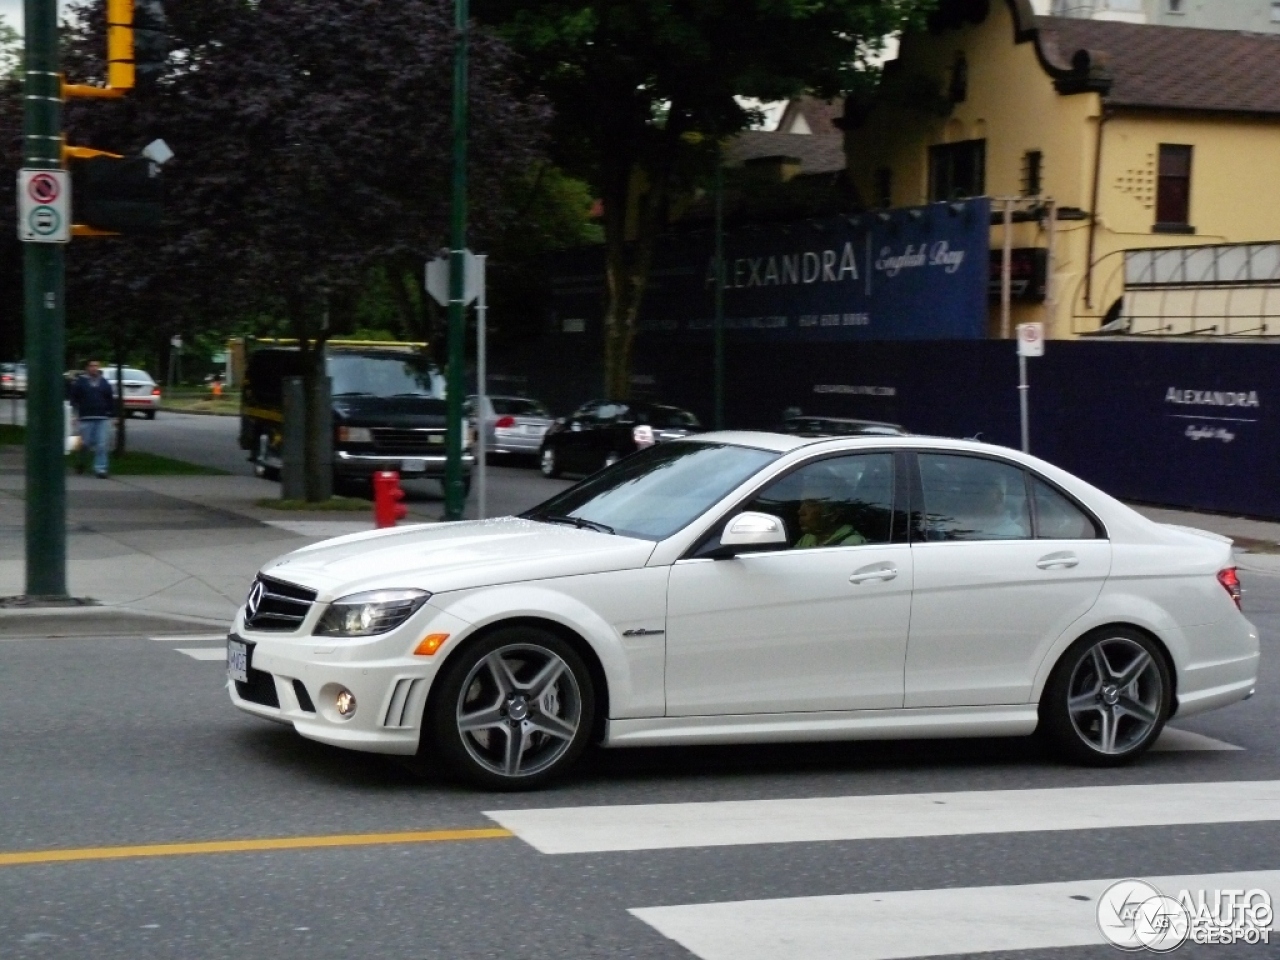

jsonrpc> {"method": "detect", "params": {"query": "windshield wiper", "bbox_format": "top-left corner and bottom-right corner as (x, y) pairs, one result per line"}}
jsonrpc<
(535, 514), (615, 535)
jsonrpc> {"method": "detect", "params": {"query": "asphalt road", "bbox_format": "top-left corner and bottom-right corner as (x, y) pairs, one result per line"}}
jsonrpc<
(1, 571), (1277, 959)
(126, 409), (574, 519)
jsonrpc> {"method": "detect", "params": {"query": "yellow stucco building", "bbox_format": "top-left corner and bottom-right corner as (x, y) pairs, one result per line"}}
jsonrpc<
(843, 0), (1280, 338)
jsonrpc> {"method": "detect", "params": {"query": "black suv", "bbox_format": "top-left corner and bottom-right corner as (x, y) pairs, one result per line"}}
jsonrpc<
(539, 399), (702, 478)
(240, 346), (473, 491)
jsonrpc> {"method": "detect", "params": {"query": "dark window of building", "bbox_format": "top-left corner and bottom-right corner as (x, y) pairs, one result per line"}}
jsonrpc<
(1022, 150), (1042, 197)
(1155, 144), (1193, 231)
(1166, 0), (1184, 13)
(948, 53), (968, 104)
(874, 167), (893, 208)
(929, 139), (986, 202)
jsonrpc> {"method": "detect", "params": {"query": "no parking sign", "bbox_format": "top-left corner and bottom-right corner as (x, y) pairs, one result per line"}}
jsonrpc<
(1017, 322), (1045, 357)
(17, 169), (71, 243)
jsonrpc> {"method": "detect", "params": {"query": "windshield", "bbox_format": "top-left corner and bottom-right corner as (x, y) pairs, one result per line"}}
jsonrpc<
(491, 397), (550, 417)
(639, 405), (700, 428)
(524, 442), (778, 541)
(327, 354), (445, 398)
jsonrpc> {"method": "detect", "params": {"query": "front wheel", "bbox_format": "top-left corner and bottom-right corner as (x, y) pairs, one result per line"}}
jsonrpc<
(1040, 628), (1170, 766)
(540, 446), (561, 478)
(425, 627), (595, 790)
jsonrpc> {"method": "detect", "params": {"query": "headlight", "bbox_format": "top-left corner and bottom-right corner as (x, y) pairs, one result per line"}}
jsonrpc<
(338, 426), (373, 443)
(315, 589), (431, 637)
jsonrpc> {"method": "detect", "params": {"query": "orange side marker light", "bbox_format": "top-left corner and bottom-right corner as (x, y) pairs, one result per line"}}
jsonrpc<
(414, 633), (449, 656)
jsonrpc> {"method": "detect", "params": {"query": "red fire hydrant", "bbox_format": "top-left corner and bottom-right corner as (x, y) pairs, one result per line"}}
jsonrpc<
(373, 470), (407, 528)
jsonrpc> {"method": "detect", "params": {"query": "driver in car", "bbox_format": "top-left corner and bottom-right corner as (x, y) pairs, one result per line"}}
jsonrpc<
(793, 474), (869, 549)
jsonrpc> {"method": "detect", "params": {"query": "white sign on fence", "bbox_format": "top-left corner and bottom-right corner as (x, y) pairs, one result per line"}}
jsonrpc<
(1017, 322), (1045, 357)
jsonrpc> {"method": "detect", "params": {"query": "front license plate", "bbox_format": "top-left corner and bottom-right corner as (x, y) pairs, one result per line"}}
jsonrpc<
(402, 458), (427, 473)
(227, 639), (249, 683)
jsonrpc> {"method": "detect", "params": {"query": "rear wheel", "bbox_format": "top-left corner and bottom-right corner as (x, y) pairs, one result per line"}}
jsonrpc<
(144, 410), (156, 421)
(425, 626), (595, 790)
(540, 446), (561, 478)
(1041, 627), (1170, 766)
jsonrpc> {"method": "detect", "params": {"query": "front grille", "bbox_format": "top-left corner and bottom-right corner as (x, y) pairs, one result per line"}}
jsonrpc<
(244, 575), (316, 632)
(371, 428), (446, 452)
(235, 665), (280, 708)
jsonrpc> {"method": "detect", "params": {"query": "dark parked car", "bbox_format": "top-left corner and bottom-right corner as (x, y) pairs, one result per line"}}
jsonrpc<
(539, 400), (702, 477)
(240, 346), (472, 492)
(776, 415), (907, 438)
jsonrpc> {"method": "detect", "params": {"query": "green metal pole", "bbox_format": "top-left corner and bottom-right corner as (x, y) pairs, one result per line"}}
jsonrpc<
(713, 142), (725, 431)
(443, 0), (469, 521)
(23, 0), (68, 597)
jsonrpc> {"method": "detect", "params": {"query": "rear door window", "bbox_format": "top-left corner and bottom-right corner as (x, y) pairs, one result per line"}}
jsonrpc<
(917, 454), (1032, 541)
(1033, 477), (1101, 539)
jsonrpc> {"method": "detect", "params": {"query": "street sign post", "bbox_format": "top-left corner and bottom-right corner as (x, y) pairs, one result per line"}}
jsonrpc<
(17, 169), (71, 244)
(425, 251), (486, 519)
(1016, 322), (1044, 453)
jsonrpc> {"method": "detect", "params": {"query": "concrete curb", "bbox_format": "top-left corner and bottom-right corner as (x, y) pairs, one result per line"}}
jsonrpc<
(157, 406), (238, 418)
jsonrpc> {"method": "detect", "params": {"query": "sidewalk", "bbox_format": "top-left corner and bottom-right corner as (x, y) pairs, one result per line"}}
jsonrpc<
(2, 443), (1278, 635)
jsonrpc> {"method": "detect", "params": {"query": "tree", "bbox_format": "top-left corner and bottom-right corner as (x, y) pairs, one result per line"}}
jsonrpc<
(45, 0), (548, 499)
(0, 19), (19, 81)
(476, 0), (936, 397)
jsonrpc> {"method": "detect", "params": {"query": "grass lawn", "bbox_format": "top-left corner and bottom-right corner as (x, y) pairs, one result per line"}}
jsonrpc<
(160, 387), (241, 416)
(2, 424), (224, 475)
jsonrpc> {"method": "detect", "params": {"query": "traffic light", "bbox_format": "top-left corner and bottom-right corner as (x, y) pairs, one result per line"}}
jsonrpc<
(68, 154), (165, 234)
(107, 0), (169, 90)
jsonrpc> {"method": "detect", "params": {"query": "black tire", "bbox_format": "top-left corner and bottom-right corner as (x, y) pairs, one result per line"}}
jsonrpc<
(424, 626), (595, 790)
(144, 410), (156, 421)
(1040, 627), (1171, 766)
(540, 445), (561, 478)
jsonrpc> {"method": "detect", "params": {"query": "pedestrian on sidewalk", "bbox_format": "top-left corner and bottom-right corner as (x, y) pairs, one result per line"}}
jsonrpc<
(69, 359), (114, 478)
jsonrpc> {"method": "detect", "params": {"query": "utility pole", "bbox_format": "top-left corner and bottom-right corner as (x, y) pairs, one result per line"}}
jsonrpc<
(443, 0), (469, 521)
(23, 0), (68, 597)
(713, 139), (725, 431)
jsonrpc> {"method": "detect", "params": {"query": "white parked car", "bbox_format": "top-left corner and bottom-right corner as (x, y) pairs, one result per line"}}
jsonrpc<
(112, 367), (161, 419)
(227, 433), (1259, 789)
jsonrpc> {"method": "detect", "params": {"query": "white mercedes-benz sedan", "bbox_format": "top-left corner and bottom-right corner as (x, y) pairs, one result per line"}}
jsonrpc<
(227, 433), (1259, 789)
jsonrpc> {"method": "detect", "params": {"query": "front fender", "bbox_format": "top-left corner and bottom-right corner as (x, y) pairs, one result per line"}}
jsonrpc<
(424, 568), (669, 719)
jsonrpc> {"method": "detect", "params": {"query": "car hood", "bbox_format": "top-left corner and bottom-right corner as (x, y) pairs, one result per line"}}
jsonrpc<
(261, 516), (657, 600)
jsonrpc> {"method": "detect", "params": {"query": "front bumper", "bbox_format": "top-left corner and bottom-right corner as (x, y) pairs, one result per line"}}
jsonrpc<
(333, 450), (475, 479)
(227, 605), (474, 755)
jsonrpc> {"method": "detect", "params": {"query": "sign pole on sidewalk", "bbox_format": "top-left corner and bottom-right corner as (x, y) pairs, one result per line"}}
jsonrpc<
(475, 254), (487, 521)
(444, 0), (470, 522)
(1016, 322), (1044, 455)
(22, 0), (69, 597)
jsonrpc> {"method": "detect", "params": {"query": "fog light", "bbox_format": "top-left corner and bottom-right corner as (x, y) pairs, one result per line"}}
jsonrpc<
(335, 688), (357, 717)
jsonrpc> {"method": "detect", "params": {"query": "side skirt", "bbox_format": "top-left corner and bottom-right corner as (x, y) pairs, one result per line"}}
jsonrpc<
(603, 705), (1038, 748)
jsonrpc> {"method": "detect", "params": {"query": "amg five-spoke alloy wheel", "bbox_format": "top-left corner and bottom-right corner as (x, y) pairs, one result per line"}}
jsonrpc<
(427, 627), (594, 789)
(1041, 627), (1170, 765)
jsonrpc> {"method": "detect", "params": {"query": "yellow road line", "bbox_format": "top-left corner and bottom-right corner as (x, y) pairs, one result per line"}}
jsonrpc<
(0, 827), (513, 868)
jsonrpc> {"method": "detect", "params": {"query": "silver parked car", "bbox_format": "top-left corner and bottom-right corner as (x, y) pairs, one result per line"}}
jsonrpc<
(0, 362), (26, 397)
(111, 367), (161, 419)
(467, 395), (554, 457)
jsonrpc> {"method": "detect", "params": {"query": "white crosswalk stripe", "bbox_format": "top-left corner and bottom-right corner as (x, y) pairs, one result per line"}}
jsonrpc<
(487, 777), (1273, 854)
(629, 870), (1280, 960)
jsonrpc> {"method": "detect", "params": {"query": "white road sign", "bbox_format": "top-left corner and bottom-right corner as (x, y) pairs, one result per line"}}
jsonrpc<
(1017, 322), (1045, 357)
(425, 251), (484, 307)
(17, 169), (71, 243)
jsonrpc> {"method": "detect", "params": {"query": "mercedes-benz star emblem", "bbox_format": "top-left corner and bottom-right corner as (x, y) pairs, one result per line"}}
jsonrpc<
(246, 580), (265, 620)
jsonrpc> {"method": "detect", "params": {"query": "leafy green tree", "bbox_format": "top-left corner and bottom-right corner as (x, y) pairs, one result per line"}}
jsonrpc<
(477, 0), (936, 397)
(0, 19), (19, 81)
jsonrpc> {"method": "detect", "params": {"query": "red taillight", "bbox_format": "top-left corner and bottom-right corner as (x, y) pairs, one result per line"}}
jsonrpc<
(1218, 567), (1242, 609)
(151, 387), (161, 396)
(493, 416), (516, 429)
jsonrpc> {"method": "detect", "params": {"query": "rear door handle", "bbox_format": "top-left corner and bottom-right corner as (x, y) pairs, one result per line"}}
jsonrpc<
(850, 564), (898, 584)
(1037, 553), (1079, 570)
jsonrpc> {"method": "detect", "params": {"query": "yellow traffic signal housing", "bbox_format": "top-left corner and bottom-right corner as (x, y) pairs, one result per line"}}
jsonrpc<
(107, 0), (136, 90)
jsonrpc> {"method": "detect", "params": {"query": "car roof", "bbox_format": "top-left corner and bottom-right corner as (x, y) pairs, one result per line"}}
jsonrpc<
(688, 430), (1039, 459)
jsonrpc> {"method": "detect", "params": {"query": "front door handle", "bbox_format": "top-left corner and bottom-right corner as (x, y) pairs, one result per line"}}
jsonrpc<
(1036, 553), (1079, 570)
(850, 564), (898, 584)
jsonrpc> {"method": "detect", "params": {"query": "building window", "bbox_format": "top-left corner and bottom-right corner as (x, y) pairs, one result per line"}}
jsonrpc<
(1022, 150), (1043, 197)
(1165, 0), (1184, 13)
(874, 167), (893, 208)
(1155, 144), (1193, 232)
(929, 139), (986, 202)
(1272, 0), (1280, 21)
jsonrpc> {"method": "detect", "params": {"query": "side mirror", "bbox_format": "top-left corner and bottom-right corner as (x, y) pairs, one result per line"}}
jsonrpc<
(718, 511), (788, 555)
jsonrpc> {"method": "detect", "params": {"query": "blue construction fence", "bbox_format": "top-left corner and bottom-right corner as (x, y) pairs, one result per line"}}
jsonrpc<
(491, 335), (1279, 520)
